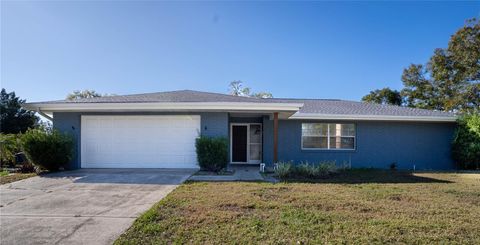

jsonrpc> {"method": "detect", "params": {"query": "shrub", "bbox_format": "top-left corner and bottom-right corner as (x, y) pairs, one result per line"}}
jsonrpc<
(195, 136), (228, 172)
(19, 162), (36, 173)
(294, 163), (315, 178)
(0, 134), (21, 167)
(275, 161), (338, 180)
(315, 161), (337, 176)
(275, 162), (293, 179)
(452, 114), (480, 169)
(21, 129), (74, 171)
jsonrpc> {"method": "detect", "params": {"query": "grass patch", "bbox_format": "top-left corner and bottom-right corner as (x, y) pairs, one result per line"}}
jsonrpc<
(116, 172), (480, 244)
(0, 172), (37, 185)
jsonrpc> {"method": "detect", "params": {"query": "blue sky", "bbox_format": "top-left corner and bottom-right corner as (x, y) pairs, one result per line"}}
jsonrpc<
(2, 1), (479, 102)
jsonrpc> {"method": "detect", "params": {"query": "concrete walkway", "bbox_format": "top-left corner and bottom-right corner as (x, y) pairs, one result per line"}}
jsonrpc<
(189, 166), (264, 181)
(0, 169), (195, 245)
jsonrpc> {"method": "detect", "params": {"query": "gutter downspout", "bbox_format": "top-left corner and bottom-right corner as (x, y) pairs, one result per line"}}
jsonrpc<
(37, 108), (53, 121)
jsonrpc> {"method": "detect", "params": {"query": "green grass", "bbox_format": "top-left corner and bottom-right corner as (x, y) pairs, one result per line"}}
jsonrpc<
(116, 171), (480, 244)
(0, 172), (37, 185)
(0, 170), (9, 177)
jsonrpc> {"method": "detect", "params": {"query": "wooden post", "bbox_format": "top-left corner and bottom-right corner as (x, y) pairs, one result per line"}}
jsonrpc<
(273, 112), (278, 163)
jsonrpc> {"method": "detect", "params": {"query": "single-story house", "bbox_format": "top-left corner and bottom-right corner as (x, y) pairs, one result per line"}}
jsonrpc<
(25, 90), (457, 170)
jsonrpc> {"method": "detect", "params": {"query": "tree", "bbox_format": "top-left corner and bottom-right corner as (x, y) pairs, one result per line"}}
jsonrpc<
(364, 18), (480, 112)
(229, 81), (251, 97)
(400, 64), (438, 109)
(66, 90), (102, 100)
(0, 88), (39, 134)
(228, 81), (273, 98)
(0, 134), (20, 167)
(252, 92), (273, 99)
(361, 87), (402, 106)
(463, 83), (480, 113)
(402, 18), (480, 112)
(452, 113), (480, 169)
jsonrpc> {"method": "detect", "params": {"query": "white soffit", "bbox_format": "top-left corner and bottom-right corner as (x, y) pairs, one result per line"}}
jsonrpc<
(24, 102), (304, 113)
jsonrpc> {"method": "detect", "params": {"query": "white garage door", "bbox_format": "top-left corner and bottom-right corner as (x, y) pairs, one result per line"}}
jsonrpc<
(81, 115), (200, 168)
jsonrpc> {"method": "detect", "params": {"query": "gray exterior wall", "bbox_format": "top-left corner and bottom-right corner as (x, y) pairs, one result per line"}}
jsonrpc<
(53, 111), (456, 170)
(53, 112), (228, 169)
(52, 113), (82, 170)
(229, 117), (263, 124)
(263, 117), (456, 170)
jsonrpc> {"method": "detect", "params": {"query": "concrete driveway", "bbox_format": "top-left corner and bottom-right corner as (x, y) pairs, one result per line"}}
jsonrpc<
(0, 169), (195, 245)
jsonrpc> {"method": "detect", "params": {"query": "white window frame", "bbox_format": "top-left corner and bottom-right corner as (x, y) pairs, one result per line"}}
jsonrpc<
(230, 123), (263, 164)
(301, 123), (356, 150)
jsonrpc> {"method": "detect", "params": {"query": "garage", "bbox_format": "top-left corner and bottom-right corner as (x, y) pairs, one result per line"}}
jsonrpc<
(80, 115), (200, 168)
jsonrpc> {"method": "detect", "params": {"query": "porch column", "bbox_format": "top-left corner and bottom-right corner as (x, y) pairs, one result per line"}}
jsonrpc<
(273, 112), (278, 163)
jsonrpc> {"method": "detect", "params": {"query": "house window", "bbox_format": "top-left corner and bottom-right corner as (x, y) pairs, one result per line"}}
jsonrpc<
(302, 123), (355, 150)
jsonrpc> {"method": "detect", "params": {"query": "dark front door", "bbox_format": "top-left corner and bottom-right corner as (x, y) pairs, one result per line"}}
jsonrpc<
(232, 125), (248, 162)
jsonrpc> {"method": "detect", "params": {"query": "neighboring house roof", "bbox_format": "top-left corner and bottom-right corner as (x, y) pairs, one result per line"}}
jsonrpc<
(25, 90), (456, 122)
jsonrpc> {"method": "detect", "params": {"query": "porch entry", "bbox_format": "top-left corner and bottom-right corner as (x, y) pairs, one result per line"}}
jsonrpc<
(230, 123), (262, 164)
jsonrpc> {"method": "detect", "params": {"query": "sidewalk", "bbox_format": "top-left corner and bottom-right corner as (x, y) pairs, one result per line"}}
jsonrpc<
(189, 166), (265, 181)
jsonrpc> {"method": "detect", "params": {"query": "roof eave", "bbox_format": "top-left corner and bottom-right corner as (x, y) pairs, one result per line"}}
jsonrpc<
(23, 102), (304, 113)
(288, 113), (457, 122)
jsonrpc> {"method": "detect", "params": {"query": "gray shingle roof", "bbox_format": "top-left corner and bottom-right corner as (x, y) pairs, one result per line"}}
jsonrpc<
(42, 90), (270, 103)
(266, 98), (455, 118)
(32, 90), (455, 118)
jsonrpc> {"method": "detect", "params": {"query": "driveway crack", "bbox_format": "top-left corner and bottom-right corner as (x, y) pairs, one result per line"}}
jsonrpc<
(54, 217), (93, 245)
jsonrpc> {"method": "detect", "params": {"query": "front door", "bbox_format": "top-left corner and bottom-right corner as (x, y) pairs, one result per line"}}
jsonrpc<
(231, 123), (262, 164)
(232, 125), (248, 162)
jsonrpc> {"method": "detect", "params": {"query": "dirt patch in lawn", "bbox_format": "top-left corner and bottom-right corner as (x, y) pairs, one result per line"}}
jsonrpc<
(0, 173), (37, 185)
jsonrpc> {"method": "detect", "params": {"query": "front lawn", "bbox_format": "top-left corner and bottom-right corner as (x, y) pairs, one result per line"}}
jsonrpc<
(116, 171), (480, 244)
(0, 172), (37, 185)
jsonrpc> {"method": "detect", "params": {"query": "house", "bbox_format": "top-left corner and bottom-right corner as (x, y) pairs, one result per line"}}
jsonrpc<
(25, 90), (457, 170)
